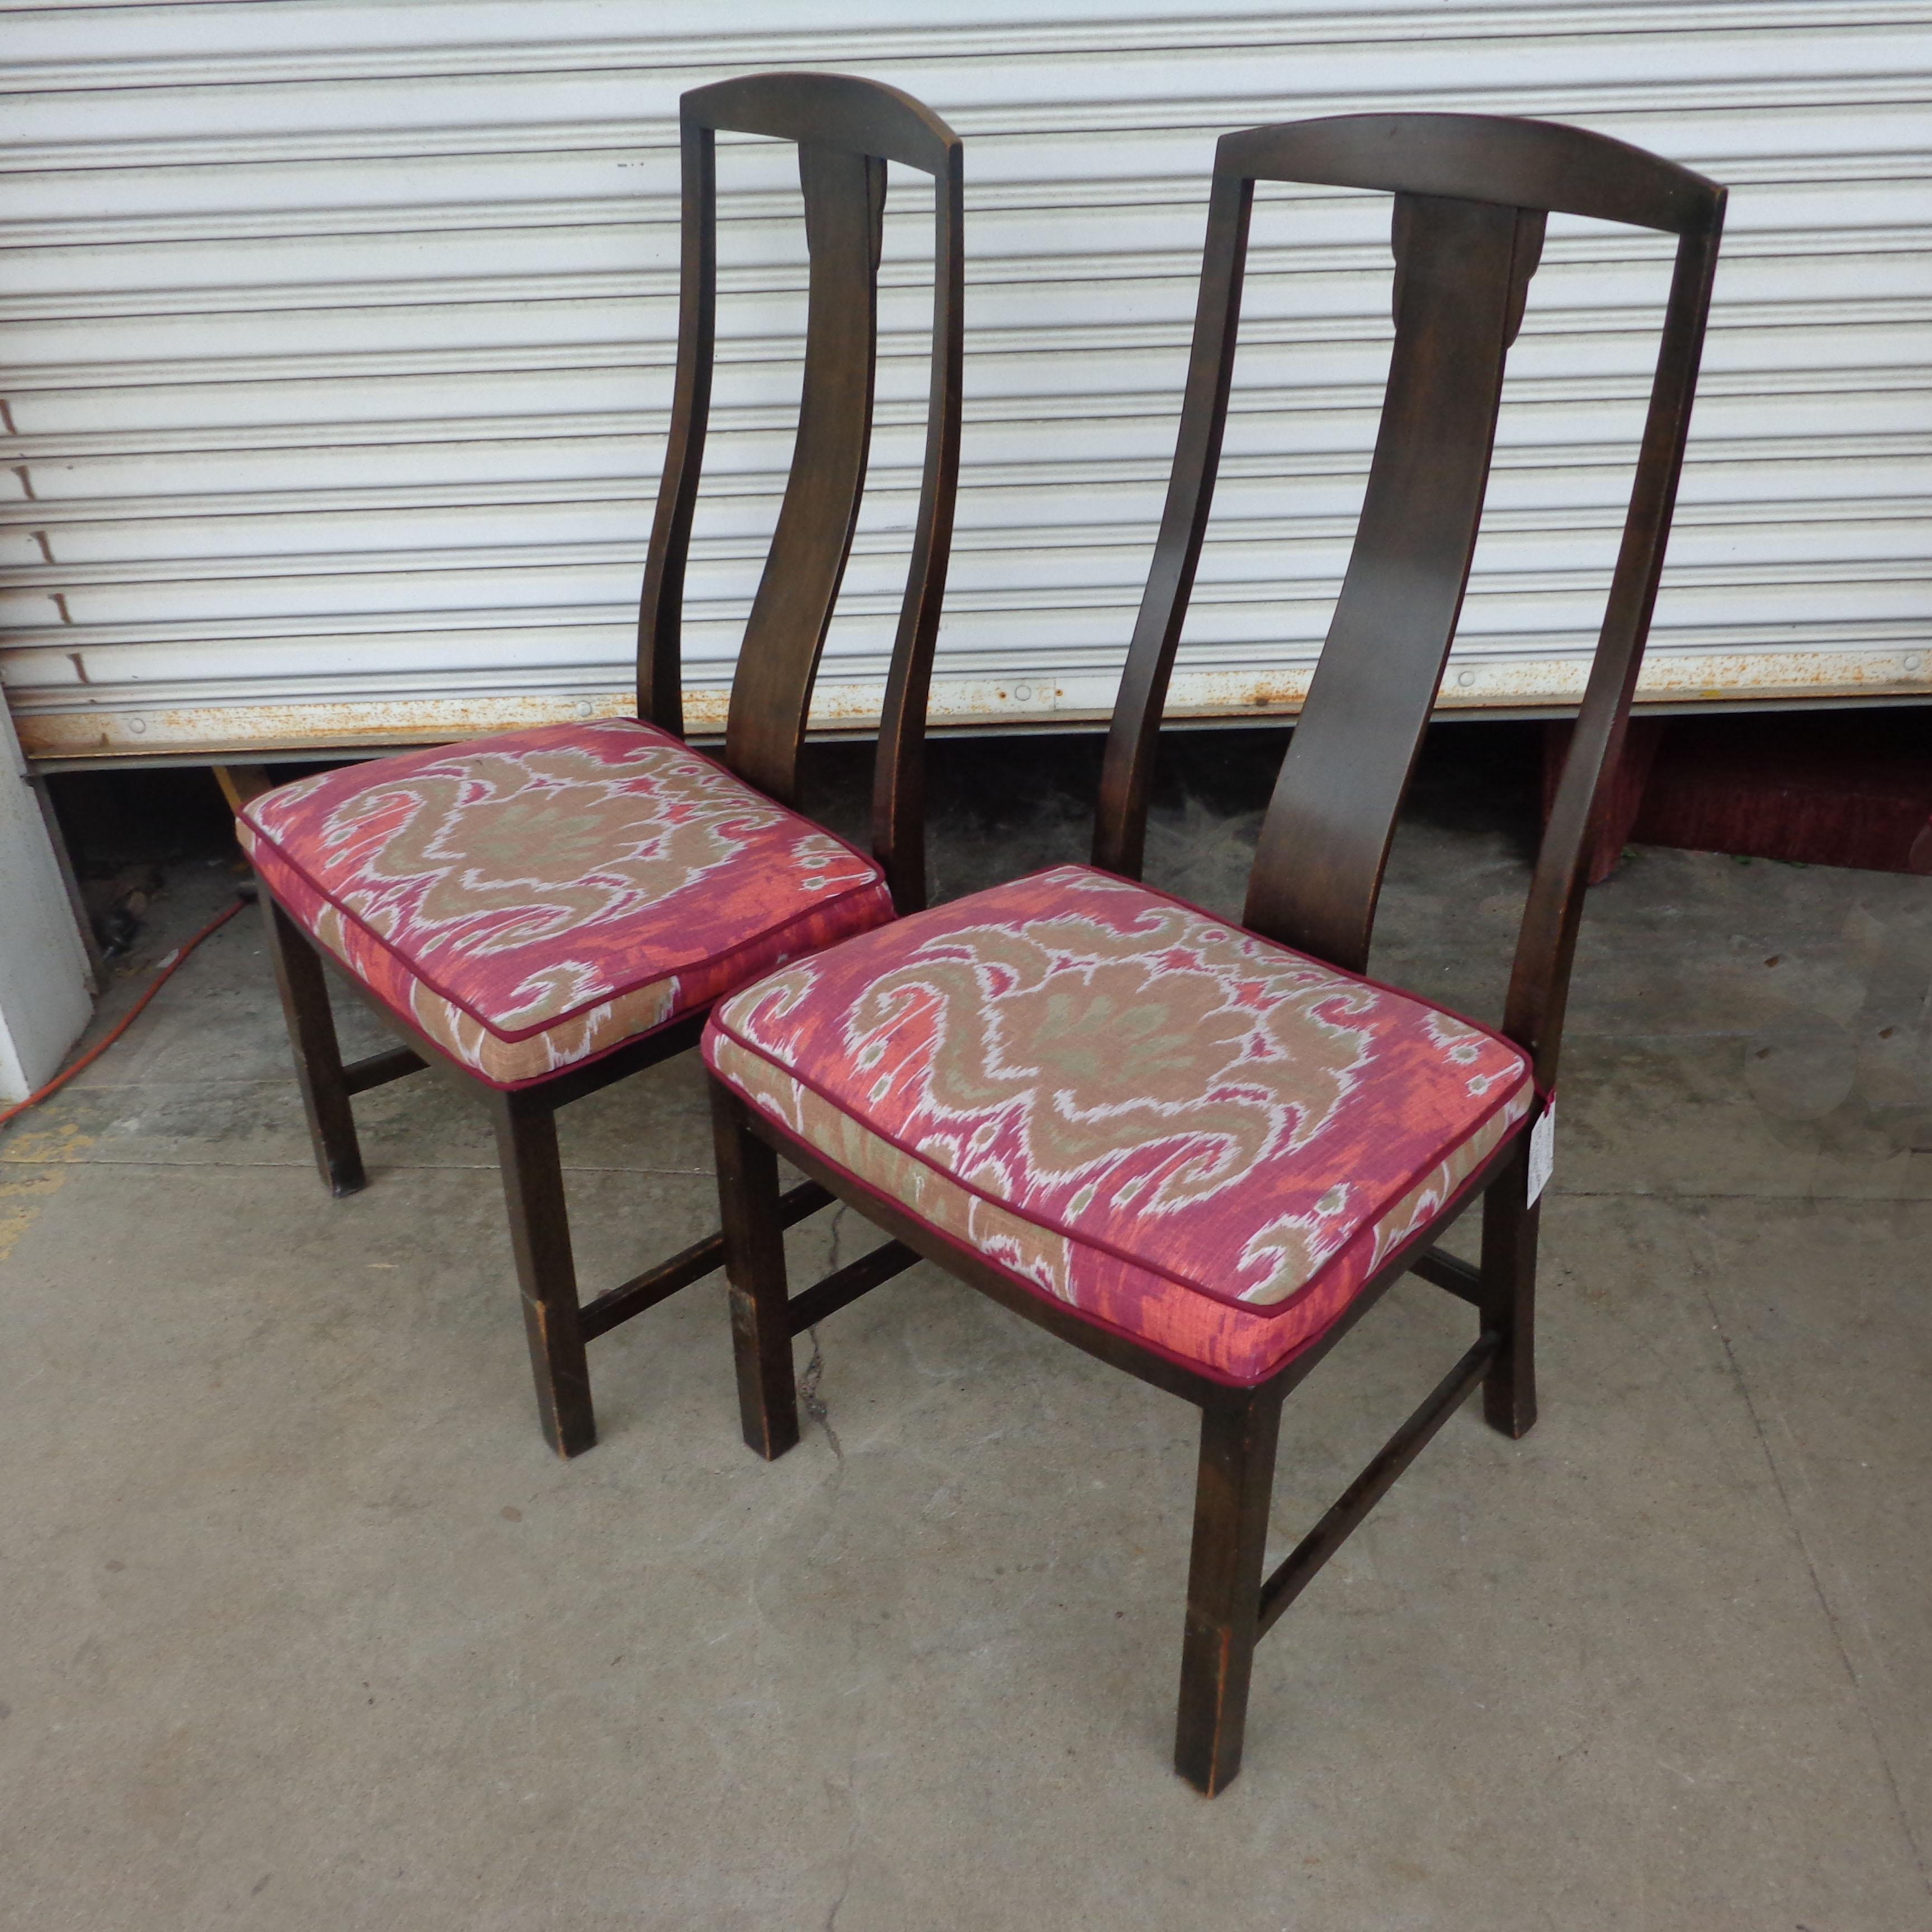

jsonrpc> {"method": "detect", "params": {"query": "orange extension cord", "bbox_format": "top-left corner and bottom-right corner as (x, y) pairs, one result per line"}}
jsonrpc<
(0, 896), (248, 1133)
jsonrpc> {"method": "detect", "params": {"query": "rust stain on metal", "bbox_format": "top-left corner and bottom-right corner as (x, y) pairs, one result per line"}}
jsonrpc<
(32, 530), (54, 564)
(50, 594), (73, 626)
(800, 683), (889, 723)
(67, 652), (89, 685)
(10, 465), (35, 501)
(11, 651), (1930, 765)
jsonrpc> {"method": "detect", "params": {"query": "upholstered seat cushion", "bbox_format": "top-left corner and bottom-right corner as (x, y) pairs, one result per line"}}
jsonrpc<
(239, 718), (894, 1087)
(704, 865), (1534, 1384)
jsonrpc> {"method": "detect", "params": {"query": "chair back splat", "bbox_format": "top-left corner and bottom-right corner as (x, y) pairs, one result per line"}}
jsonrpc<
(637, 73), (965, 914)
(1093, 113), (1724, 1088)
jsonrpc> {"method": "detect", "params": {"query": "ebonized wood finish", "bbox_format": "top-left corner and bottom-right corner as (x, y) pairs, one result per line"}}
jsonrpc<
(257, 73), (964, 1457)
(710, 111), (1723, 1791)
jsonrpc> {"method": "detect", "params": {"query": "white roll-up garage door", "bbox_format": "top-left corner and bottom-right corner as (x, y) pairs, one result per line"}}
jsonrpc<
(4, 0), (1929, 764)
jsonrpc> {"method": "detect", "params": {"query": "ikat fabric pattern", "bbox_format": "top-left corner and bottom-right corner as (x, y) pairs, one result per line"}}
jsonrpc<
(705, 865), (1533, 1383)
(240, 718), (893, 1088)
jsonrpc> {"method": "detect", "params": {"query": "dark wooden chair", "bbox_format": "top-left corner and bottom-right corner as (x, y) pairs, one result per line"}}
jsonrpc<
(235, 73), (963, 1457)
(703, 113), (1722, 1791)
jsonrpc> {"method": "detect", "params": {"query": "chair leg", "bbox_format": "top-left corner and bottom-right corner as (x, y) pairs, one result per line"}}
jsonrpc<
(1479, 1137), (1541, 1439)
(1175, 1386), (1282, 1795)
(490, 1088), (595, 1459)
(256, 888), (366, 1197)
(709, 1084), (801, 1461)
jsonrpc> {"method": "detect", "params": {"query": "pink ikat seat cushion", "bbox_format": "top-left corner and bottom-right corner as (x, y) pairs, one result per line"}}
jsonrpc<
(704, 865), (1534, 1384)
(239, 719), (894, 1087)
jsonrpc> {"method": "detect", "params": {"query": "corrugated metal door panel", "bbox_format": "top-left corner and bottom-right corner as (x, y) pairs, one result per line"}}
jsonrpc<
(4, 1), (1930, 759)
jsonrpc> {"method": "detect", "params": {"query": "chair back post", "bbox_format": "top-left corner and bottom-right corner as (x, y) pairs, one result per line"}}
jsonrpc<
(1504, 213), (1724, 1089)
(1093, 167), (1254, 880)
(1093, 111), (1722, 1041)
(636, 114), (717, 739)
(636, 73), (963, 911)
(869, 137), (964, 914)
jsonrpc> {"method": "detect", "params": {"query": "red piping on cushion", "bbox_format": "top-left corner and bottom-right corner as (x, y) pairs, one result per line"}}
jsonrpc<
(240, 723), (888, 1043)
(709, 857), (1540, 1309)
(259, 882), (745, 1096)
(249, 826), (890, 1057)
(716, 1068), (1528, 1389)
(704, 1002), (1532, 1323)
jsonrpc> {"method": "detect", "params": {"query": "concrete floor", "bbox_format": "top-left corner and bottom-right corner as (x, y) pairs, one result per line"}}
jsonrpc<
(2, 729), (1928, 1930)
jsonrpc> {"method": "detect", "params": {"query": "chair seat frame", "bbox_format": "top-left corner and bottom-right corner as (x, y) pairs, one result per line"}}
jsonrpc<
(252, 71), (963, 1457)
(709, 111), (1723, 1791)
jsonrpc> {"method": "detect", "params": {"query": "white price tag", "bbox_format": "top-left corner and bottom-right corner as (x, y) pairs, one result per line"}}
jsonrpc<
(1526, 1100), (1555, 1205)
